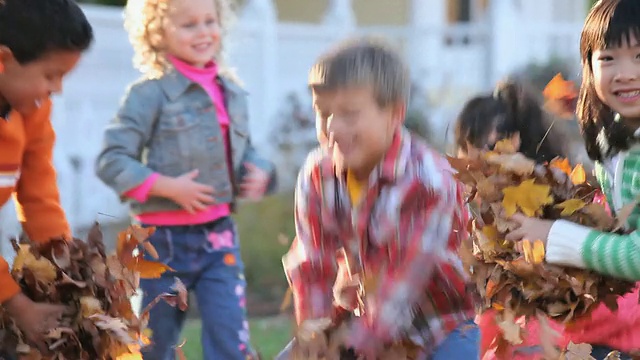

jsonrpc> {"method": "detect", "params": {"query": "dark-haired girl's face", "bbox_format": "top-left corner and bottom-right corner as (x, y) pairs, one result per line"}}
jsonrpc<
(592, 32), (640, 124)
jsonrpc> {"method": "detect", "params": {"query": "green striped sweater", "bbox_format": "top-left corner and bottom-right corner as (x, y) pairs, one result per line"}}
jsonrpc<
(546, 145), (640, 280)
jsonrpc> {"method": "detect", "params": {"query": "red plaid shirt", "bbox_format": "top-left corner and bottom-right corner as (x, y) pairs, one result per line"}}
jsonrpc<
(283, 129), (475, 355)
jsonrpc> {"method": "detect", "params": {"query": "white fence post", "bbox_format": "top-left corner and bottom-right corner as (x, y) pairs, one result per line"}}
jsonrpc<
(234, 0), (278, 156)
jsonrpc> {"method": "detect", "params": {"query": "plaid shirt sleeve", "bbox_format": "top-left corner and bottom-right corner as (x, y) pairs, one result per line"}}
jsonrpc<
(282, 153), (340, 324)
(350, 162), (469, 345)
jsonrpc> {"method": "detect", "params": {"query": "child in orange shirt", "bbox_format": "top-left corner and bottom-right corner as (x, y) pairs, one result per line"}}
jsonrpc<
(0, 0), (93, 353)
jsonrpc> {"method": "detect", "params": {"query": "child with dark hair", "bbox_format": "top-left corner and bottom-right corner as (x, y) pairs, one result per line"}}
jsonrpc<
(0, 0), (93, 353)
(454, 80), (569, 359)
(455, 79), (564, 163)
(505, 0), (640, 357)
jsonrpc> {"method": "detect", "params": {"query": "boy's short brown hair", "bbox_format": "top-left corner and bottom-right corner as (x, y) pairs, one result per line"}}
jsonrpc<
(308, 36), (410, 108)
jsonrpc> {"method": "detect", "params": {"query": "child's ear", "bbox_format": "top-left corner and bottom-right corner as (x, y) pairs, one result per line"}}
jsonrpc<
(0, 46), (14, 73)
(392, 101), (406, 127)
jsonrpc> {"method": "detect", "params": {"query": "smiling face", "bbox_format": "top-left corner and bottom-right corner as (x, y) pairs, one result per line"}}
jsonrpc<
(323, 85), (403, 178)
(163, 0), (220, 67)
(592, 32), (640, 124)
(0, 48), (81, 116)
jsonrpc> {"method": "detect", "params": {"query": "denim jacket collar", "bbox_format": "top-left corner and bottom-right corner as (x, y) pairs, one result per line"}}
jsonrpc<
(158, 66), (247, 102)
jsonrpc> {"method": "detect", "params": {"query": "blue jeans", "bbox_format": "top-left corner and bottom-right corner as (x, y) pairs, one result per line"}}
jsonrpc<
(432, 320), (480, 360)
(140, 217), (254, 360)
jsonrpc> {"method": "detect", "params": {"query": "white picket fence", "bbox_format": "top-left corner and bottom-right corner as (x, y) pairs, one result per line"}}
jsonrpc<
(0, 0), (586, 245)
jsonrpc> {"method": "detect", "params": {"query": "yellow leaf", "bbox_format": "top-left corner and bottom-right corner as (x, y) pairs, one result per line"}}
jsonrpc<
(493, 139), (517, 154)
(12, 245), (57, 284)
(555, 199), (587, 216)
(570, 164), (586, 185)
(522, 239), (545, 264)
(502, 179), (553, 217)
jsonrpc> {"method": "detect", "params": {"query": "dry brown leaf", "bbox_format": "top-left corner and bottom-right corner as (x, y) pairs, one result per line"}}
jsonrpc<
(614, 201), (638, 231)
(446, 146), (635, 349)
(563, 341), (595, 360)
(485, 152), (536, 176)
(496, 309), (523, 345)
(0, 224), (177, 359)
(536, 311), (561, 359)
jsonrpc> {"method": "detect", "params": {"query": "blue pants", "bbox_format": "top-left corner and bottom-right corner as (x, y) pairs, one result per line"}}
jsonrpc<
(140, 217), (254, 360)
(432, 320), (480, 360)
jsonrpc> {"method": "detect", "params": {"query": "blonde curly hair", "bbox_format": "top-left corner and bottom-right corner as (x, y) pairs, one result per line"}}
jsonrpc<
(124, 0), (236, 78)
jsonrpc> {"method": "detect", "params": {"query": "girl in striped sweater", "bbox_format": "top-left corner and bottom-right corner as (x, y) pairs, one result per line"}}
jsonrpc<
(506, 0), (640, 357)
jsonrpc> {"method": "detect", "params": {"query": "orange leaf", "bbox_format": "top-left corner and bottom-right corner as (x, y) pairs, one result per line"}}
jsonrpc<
(522, 239), (545, 264)
(550, 157), (572, 176)
(543, 73), (577, 100)
(129, 255), (173, 279)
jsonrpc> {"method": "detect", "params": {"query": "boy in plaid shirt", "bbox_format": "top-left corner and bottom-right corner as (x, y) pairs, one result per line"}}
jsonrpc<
(282, 37), (479, 359)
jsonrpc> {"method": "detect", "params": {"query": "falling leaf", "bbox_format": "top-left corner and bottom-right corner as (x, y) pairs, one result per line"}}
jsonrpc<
(496, 309), (523, 345)
(614, 201), (638, 231)
(485, 152), (536, 176)
(131, 256), (173, 279)
(556, 199), (587, 216)
(543, 73), (577, 101)
(570, 164), (586, 185)
(543, 74), (578, 120)
(493, 139), (518, 154)
(502, 179), (553, 217)
(550, 157), (572, 176)
(536, 311), (562, 359)
(563, 342), (595, 360)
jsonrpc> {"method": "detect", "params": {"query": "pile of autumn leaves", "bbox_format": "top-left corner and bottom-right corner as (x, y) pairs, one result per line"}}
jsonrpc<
(448, 140), (636, 352)
(0, 224), (187, 359)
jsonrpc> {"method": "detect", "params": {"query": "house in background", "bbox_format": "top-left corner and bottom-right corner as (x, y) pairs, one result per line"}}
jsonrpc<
(0, 0), (588, 256)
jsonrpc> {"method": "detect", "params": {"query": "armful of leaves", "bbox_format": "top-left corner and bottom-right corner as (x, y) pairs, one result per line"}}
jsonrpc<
(0, 223), (188, 359)
(448, 140), (635, 349)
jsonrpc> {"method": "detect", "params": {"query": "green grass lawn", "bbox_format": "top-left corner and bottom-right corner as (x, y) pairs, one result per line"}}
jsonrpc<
(180, 316), (293, 359)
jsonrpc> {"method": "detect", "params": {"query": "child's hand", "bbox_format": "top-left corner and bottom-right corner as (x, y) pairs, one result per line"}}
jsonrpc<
(505, 214), (554, 247)
(4, 292), (67, 353)
(240, 163), (270, 201)
(161, 170), (216, 213)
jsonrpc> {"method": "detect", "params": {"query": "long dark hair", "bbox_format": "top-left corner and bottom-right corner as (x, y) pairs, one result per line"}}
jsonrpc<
(454, 80), (563, 163)
(577, 0), (640, 162)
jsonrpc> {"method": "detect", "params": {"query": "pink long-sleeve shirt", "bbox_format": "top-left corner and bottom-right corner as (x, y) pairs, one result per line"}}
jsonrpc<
(124, 55), (231, 225)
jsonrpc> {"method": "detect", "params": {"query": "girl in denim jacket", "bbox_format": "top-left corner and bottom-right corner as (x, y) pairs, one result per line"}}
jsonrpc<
(95, 0), (276, 358)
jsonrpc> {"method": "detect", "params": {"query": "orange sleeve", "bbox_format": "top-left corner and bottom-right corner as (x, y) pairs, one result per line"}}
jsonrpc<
(0, 257), (21, 303)
(14, 99), (71, 242)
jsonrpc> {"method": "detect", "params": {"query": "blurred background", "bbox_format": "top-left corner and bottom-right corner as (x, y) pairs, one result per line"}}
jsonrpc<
(0, 0), (599, 357)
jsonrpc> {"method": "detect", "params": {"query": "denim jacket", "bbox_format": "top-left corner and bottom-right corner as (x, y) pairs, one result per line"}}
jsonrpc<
(95, 68), (276, 216)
